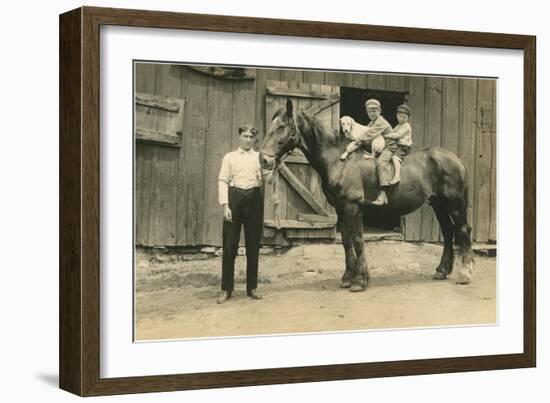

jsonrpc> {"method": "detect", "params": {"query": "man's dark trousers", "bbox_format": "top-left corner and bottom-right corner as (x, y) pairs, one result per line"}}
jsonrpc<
(221, 186), (264, 293)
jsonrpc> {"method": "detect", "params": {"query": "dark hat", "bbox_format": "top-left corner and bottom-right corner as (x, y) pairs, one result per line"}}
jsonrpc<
(396, 104), (412, 116)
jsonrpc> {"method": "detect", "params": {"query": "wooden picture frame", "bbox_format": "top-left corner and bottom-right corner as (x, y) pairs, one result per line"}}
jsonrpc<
(59, 6), (536, 396)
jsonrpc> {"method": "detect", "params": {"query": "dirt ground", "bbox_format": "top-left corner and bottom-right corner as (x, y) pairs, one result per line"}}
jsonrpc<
(135, 241), (496, 341)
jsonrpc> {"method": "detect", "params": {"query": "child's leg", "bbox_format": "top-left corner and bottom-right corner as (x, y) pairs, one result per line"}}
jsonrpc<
(388, 155), (401, 185)
(340, 140), (361, 160)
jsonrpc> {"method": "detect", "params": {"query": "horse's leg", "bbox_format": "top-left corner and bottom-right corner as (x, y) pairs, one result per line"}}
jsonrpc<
(344, 203), (368, 292)
(450, 204), (474, 284)
(432, 200), (455, 280)
(336, 208), (356, 288)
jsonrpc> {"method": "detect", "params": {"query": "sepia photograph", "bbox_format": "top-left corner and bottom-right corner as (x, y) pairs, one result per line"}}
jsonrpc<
(134, 62), (497, 341)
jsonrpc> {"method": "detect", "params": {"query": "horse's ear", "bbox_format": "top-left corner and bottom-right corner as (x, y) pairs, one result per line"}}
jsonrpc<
(286, 98), (293, 117)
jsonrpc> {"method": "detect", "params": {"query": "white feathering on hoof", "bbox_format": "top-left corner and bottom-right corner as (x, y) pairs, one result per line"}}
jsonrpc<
(456, 262), (473, 284)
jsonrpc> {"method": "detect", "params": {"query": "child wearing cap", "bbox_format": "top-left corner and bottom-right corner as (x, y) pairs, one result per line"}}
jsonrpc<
(369, 104), (413, 205)
(384, 104), (412, 185)
(340, 98), (392, 160)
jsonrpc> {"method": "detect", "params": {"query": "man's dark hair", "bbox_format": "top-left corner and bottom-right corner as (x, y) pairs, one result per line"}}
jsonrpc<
(239, 124), (258, 136)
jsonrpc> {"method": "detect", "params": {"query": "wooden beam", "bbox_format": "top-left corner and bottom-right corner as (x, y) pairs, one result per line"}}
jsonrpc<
(187, 66), (256, 80)
(472, 243), (497, 251)
(279, 164), (329, 216)
(266, 86), (338, 99)
(286, 228), (337, 239)
(135, 92), (182, 112)
(298, 213), (337, 224)
(264, 219), (335, 229)
(135, 128), (181, 146)
(305, 97), (340, 116)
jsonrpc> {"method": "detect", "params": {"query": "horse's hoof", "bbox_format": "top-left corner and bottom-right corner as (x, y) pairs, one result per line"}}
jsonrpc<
(456, 262), (473, 285)
(433, 271), (448, 280)
(340, 280), (352, 288)
(349, 283), (367, 292)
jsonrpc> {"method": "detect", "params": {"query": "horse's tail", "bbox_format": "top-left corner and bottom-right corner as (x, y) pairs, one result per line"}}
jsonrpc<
(456, 157), (470, 214)
(436, 148), (472, 249)
(426, 146), (474, 282)
(462, 166), (470, 218)
(459, 160), (473, 238)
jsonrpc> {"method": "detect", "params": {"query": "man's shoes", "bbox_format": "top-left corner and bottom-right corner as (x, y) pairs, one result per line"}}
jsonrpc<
(247, 289), (262, 300)
(216, 290), (231, 304)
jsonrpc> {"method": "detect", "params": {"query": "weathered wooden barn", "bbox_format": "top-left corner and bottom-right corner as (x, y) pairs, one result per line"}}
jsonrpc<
(135, 62), (496, 247)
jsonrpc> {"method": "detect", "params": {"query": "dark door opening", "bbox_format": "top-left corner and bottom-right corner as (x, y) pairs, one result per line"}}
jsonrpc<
(340, 86), (408, 232)
(340, 86), (408, 127)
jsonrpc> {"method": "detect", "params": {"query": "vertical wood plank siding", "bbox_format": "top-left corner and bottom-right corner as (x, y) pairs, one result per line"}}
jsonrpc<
(458, 79), (478, 235)
(177, 69), (208, 245)
(404, 76), (427, 240)
(134, 63), (156, 246)
(134, 66), (497, 246)
(474, 79), (496, 242)
(148, 64), (181, 246)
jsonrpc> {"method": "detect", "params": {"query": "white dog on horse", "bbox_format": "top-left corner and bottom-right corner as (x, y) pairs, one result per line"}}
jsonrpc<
(340, 116), (385, 159)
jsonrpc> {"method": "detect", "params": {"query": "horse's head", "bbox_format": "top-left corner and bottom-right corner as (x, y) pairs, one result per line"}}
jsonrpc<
(260, 98), (301, 170)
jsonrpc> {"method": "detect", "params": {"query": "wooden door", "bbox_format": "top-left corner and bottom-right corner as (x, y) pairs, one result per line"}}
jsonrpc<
(134, 91), (185, 246)
(262, 80), (339, 244)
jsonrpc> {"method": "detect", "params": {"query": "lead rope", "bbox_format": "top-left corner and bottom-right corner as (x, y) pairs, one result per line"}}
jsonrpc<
(272, 162), (283, 230)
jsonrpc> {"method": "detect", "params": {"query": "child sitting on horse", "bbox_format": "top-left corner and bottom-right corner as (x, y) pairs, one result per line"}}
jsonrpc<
(369, 103), (413, 205)
(339, 100), (413, 205)
(384, 104), (413, 185)
(339, 99), (392, 160)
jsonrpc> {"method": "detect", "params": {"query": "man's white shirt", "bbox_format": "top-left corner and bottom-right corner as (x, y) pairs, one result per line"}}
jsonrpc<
(218, 147), (263, 205)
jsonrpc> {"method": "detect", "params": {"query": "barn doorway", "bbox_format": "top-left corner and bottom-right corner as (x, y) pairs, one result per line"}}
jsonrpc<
(340, 86), (408, 232)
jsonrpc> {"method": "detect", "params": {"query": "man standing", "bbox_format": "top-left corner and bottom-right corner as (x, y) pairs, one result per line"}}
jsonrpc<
(216, 124), (264, 304)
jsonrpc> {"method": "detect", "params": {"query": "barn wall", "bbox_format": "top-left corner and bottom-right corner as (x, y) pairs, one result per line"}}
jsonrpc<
(402, 76), (497, 243)
(135, 64), (497, 246)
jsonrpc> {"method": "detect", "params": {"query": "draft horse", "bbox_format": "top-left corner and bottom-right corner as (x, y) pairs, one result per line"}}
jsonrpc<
(260, 99), (474, 292)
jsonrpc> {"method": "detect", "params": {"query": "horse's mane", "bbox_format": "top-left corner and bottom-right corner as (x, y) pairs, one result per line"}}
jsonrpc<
(271, 107), (346, 149)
